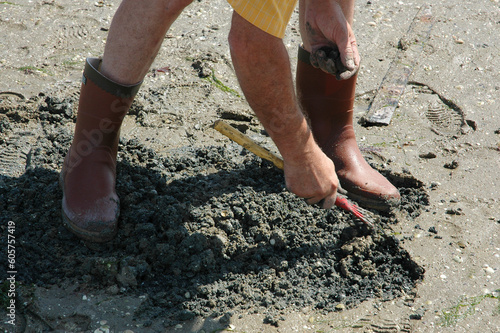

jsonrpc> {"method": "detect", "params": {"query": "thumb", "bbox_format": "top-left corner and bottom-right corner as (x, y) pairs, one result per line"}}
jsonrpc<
(334, 27), (356, 71)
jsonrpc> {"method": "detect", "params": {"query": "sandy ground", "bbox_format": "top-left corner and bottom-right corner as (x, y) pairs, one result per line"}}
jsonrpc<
(1, 0), (499, 332)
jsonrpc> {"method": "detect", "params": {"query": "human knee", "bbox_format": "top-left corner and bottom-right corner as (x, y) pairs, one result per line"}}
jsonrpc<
(228, 12), (267, 57)
(228, 13), (248, 55)
(161, 0), (194, 14)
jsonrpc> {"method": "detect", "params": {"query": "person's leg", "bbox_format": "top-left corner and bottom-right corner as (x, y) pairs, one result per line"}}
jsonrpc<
(100, 0), (191, 84)
(61, 0), (193, 242)
(296, 0), (400, 210)
(228, 12), (339, 209)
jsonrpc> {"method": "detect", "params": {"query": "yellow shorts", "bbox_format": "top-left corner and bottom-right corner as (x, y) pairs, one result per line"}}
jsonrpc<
(227, 0), (298, 39)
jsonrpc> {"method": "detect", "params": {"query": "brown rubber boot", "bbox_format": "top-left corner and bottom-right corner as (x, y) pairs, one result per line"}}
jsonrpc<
(60, 58), (141, 242)
(296, 46), (400, 211)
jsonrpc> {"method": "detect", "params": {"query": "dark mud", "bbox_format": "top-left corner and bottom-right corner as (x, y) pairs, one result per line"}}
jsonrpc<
(1, 94), (427, 327)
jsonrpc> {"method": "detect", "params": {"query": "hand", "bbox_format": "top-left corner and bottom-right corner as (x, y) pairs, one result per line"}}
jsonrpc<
(302, 0), (360, 79)
(283, 142), (339, 209)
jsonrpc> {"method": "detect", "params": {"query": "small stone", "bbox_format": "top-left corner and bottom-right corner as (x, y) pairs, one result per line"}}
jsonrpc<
(446, 208), (463, 215)
(106, 285), (119, 295)
(444, 160), (459, 169)
(116, 265), (138, 288)
(409, 312), (423, 320)
(457, 241), (467, 248)
(178, 309), (195, 321)
(484, 266), (495, 274)
(419, 152), (437, 159)
(452, 256), (463, 263)
(219, 312), (231, 325)
(429, 181), (441, 189)
(428, 226), (438, 234)
(335, 304), (346, 311)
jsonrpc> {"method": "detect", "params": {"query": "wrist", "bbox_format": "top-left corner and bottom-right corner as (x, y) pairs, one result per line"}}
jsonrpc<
(270, 116), (318, 164)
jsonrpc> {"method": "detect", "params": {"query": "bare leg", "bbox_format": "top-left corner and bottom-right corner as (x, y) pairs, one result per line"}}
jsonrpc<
(228, 12), (339, 209)
(100, 0), (193, 84)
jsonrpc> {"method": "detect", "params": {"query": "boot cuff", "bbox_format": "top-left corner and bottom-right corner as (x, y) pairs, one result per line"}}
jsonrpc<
(298, 45), (312, 66)
(83, 58), (142, 99)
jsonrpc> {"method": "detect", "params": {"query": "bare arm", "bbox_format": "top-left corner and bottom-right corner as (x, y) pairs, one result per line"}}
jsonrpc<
(228, 12), (338, 208)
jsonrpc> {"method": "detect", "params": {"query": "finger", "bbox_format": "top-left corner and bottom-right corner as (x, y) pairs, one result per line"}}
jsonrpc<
(351, 39), (361, 67)
(337, 67), (358, 80)
(311, 48), (338, 76)
(310, 48), (327, 70)
(334, 47), (359, 80)
(330, 24), (353, 71)
(325, 57), (337, 75)
(305, 196), (322, 206)
(315, 49), (327, 70)
(310, 52), (320, 68)
(320, 192), (337, 209)
(343, 45), (355, 71)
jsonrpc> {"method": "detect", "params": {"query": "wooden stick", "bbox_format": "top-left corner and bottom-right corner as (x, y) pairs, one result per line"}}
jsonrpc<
(213, 120), (284, 170)
(360, 5), (434, 126)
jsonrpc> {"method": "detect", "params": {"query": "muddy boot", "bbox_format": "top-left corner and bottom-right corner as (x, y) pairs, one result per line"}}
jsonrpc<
(296, 46), (400, 211)
(60, 58), (141, 242)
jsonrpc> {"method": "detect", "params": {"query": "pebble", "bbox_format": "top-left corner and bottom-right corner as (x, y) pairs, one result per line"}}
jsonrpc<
(444, 160), (459, 169)
(335, 304), (346, 311)
(367, 21), (377, 26)
(94, 328), (109, 333)
(484, 265), (495, 274)
(419, 152), (437, 159)
(429, 181), (441, 189)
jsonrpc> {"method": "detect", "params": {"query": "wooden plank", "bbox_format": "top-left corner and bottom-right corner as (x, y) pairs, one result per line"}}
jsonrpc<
(360, 5), (434, 126)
